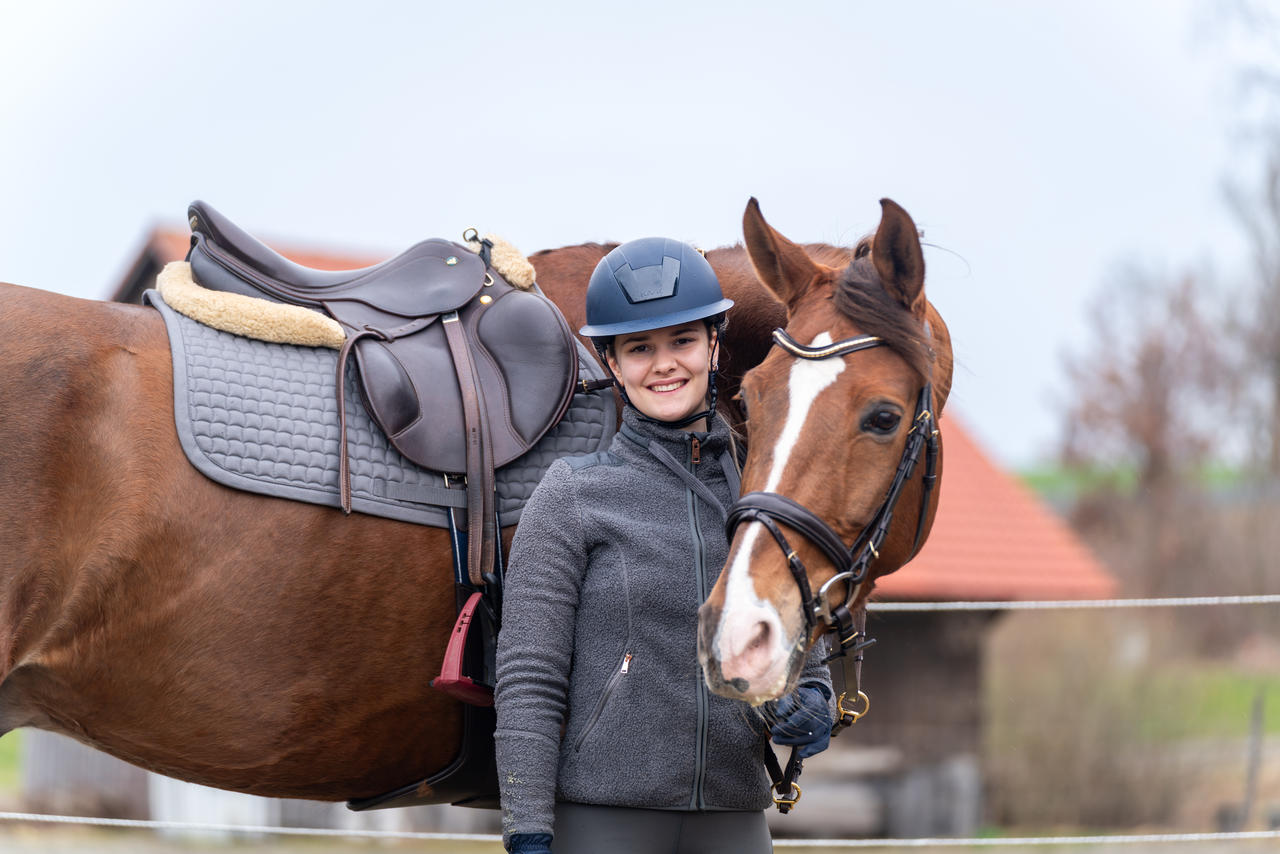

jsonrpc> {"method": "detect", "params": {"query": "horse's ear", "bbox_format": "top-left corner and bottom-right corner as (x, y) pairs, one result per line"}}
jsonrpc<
(743, 197), (823, 309)
(871, 198), (926, 320)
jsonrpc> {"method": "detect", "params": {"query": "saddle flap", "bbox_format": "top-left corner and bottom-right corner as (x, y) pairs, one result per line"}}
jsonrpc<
(356, 285), (579, 474)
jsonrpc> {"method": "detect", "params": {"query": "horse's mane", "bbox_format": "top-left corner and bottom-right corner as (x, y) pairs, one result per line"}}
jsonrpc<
(822, 236), (935, 383)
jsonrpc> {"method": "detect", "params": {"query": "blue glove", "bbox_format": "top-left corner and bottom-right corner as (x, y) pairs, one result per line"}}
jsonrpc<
(507, 832), (553, 854)
(770, 682), (832, 759)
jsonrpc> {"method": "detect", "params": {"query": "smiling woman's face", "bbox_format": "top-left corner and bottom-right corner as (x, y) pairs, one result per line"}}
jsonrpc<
(606, 323), (715, 430)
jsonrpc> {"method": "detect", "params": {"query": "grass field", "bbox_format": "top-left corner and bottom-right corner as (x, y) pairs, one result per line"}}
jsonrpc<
(1172, 669), (1280, 737)
(1016, 462), (1256, 504)
(0, 730), (20, 793)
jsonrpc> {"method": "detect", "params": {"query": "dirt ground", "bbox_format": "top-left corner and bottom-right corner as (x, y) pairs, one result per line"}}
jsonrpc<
(1, 824), (1277, 854)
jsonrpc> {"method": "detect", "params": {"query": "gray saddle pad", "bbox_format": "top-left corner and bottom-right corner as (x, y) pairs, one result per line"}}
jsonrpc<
(145, 289), (616, 528)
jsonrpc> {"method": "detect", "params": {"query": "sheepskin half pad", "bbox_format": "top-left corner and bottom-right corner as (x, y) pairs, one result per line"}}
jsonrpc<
(158, 261), (347, 348)
(144, 289), (615, 528)
(156, 226), (537, 350)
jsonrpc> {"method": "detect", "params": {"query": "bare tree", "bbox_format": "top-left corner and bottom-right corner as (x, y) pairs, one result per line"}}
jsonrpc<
(1059, 267), (1242, 598)
(1224, 146), (1280, 475)
(1061, 268), (1236, 496)
(1218, 0), (1280, 473)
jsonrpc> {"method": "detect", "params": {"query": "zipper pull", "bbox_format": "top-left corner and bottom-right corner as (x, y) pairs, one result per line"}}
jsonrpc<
(621, 652), (633, 673)
(690, 436), (701, 465)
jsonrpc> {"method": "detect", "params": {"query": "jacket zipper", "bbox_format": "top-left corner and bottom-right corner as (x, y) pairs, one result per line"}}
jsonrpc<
(573, 651), (632, 752)
(687, 434), (710, 809)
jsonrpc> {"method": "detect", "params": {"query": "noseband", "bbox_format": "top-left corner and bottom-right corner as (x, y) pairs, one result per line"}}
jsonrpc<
(725, 327), (940, 658)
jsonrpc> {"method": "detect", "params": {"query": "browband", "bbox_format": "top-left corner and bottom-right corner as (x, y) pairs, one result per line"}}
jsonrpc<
(771, 329), (883, 360)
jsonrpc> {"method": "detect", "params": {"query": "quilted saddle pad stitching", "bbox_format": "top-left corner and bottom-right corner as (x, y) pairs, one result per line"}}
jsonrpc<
(146, 290), (615, 528)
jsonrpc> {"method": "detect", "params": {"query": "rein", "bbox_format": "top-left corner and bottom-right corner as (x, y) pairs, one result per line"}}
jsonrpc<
(725, 326), (940, 811)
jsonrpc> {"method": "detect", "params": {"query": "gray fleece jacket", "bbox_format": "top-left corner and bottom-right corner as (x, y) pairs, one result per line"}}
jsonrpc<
(494, 407), (832, 842)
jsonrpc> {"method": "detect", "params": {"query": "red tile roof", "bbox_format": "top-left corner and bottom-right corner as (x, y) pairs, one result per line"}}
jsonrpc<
(123, 229), (1116, 602)
(877, 413), (1116, 600)
(144, 228), (383, 272)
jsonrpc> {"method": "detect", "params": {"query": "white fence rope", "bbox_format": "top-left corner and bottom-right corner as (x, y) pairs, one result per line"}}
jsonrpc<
(867, 594), (1280, 612)
(0, 810), (499, 840)
(773, 831), (1280, 847)
(1, 811), (1279, 847)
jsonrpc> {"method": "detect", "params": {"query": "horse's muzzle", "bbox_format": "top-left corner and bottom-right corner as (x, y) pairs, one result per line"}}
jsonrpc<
(698, 600), (803, 705)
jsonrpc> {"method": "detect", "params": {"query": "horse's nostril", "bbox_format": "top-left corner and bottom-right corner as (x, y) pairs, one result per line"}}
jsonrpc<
(717, 612), (784, 688)
(747, 621), (771, 652)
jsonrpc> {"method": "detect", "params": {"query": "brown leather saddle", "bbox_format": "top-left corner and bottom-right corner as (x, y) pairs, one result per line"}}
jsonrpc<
(185, 201), (579, 587)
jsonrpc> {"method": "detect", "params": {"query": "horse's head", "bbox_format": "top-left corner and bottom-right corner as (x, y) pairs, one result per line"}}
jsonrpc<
(698, 198), (954, 705)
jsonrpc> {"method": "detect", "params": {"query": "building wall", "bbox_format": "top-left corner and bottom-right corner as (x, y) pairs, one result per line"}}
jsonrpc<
(22, 731), (148, 818)
(842, 611), (997, 765)
(773, 611), (997, 838)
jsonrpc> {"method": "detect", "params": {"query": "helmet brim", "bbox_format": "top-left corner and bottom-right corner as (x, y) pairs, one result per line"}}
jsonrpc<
(578, 298), (735, 338)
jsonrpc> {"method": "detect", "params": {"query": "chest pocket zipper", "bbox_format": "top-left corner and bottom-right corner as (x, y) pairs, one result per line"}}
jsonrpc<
(573, 652), (632, 752)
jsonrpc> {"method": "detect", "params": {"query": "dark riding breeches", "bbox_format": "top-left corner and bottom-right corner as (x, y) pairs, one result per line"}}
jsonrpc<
(551, 802), (771, 854)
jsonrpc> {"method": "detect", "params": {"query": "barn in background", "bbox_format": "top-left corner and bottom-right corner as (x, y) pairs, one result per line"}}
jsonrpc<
(17, 225), (1115, 838)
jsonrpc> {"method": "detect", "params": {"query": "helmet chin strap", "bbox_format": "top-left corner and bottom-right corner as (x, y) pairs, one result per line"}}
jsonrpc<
(598, 335), (721, 431)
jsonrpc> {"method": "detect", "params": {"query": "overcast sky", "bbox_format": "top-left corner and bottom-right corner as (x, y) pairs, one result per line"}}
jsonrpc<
(0, 1), (1265, 468)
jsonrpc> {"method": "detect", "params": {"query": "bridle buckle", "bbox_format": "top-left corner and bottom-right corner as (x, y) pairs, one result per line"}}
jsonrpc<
(772, 780), (802, 808)
(836, 689), (871, 728)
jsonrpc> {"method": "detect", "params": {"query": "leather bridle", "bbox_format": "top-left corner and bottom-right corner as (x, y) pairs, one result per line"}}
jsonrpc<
(728, 324), (940, 813)
(725, 326), (940, 660)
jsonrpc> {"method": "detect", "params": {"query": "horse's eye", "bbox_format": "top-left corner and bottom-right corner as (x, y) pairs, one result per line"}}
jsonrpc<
(865, 410), (901, 434)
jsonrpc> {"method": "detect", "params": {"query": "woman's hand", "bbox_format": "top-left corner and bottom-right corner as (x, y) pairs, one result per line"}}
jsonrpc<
(507, 832), (554, 853)
(769, 682), (832, 759)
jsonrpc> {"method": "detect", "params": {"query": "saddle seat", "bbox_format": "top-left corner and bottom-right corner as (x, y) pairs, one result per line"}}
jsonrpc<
(187, 202), (487, 319)
(185, 201), (580, 588)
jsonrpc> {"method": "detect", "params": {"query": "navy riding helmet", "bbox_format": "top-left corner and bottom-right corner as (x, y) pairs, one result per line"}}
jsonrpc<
(580, 237), (734, 429)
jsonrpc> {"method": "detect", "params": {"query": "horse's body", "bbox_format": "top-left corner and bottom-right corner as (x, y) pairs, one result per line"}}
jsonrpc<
(0, 200), (951, 801)
(0, 234), (793, 801)
(0, 286), (460, 799)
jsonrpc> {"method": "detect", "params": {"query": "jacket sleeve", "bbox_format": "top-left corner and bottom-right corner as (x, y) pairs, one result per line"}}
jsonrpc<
(494, 460), (587, 844)
(799, 634), (836, 717)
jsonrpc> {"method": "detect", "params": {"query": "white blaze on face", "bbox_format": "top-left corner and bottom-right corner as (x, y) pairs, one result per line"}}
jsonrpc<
(715, 332), (846, 693)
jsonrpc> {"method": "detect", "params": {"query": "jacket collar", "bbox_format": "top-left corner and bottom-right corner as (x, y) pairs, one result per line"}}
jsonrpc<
(618, 405), (731, 456)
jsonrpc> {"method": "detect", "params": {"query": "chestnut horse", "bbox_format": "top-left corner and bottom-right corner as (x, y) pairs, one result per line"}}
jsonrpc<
(698, 199), (953, 706)
(0, 198), (948, 803)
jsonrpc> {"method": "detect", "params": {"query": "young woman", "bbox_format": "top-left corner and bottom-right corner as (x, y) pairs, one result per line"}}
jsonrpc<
(495, 238), (834, 854)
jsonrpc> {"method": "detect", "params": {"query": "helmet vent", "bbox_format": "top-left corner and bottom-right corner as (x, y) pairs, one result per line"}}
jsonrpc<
(613, 254), (681, 303)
